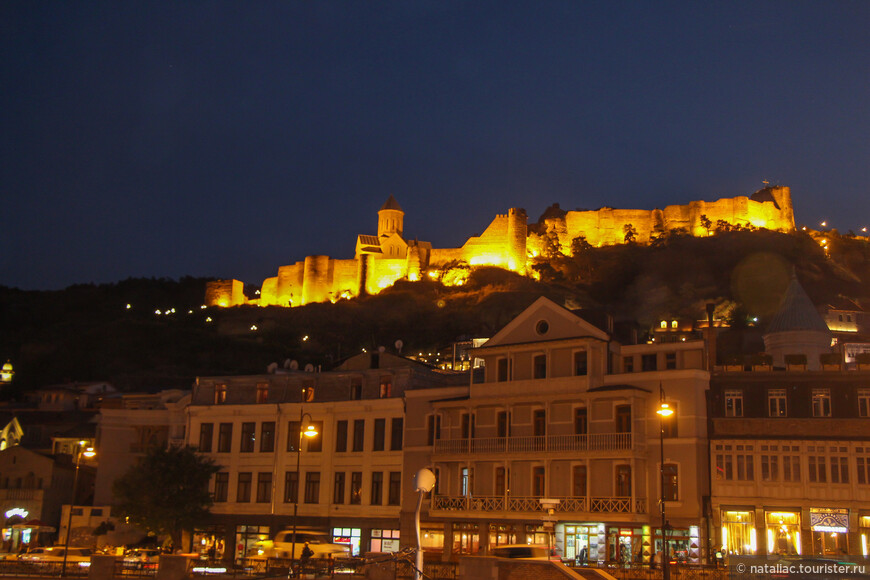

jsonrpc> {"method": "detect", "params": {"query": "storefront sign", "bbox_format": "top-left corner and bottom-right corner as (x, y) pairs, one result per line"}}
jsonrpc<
(4, 508), (28, 520)
(810, 508), (849, 533)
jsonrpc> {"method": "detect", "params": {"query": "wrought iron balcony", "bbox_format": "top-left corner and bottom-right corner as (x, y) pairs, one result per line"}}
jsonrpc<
(431, 495), (646, 514)
(433, 432), (634, 455)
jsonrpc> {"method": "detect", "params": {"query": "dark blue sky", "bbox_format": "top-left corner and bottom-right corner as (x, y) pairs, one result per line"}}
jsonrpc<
(2, 1), (868, 290)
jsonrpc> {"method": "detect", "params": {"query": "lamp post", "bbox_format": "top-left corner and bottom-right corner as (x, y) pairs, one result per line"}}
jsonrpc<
(413, 469), (436, 580)
(290, 407), (318, 578)
(62, 441), (95, 576)
(656, 386), (674, 580)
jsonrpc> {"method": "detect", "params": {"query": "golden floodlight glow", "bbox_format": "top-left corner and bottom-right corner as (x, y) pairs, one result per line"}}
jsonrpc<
(657, 403), (674, 417)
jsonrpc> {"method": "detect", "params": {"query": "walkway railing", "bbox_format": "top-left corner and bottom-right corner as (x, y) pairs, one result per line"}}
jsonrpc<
(432, 495), (646, 514)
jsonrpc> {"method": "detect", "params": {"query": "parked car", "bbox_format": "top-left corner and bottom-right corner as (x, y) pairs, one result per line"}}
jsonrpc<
(491, 544), (552, 560)
(18, 546), (93, 568)
(123, 548), (161, 570)
(252, 529), (349, 560)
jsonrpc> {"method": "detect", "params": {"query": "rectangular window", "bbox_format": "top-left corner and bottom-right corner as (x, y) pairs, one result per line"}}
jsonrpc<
(287, 421), (300, 452)
(460, 467), (473, 496)
(256, 382), (269, 403)
(533, 409), (546, 437)
(662, 464), (678, 501)
(426, 415), (441, 445)
(665, 352), (677, 370)
(623, 356), (634, 373)
(533, 354), (547, 379)
(574, 351), (588, 376)
(761, 455), (779, 481)
(812, 389), (832, 417)
(373, 418), (386, 451)
(736, 453), (754, 481)
(379, 377), (392, 398)
(615, 405), (631, 433)
(783, 455), (801, 482)
(809, 456), (827, 483)
(350, 378), (362, 400)
(335, 420), (348, 452)
(284, 471), (298, 503)
(831, 456), (849, 484)
(641, 354), (657, 372)
(371, 472), (383, 505)
(306, 421), (323, 453)
(497, 358), (509, 382)
(214, 383), (227, 404)
(615, 465), (631, 496)
(572, 465), (587, 497)
(390, 417), (403, 451)
(350, 472), (363, 505)
(715, 454), (733, 480)
(857, 456), (870, 485)
(237, 472), (252, 503)
(260, 422), (275, 453)
(725, 390), (744, 417)
(304, 472), (320, 504)
(352, 420), (365, 452)
(333, 472), (345, 504)
(256, 473), (272, 503)
(574, 408), (587, 435)
(199, 423), (214, 452)
(217, 423), (233, 452)
(768, 389), (787, 417)
(388, 471), (401, 505)
(859, 389), (870, 417)
(495, 467), (507, 496)
(533, 466), (545, 497)
(240, 422), (255, 453)
(497, 411), (510, 438)
(213, 472), (228, 502)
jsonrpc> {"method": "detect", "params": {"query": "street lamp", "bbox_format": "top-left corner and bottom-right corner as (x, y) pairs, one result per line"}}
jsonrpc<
(656, 386), (674, 580)
(290, 408), (318, 578)
(414, 469), (436, 580)
(62, 441), (95, 576)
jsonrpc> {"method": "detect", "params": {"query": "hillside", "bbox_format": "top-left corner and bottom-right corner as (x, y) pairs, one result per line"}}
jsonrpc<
(1, 230), (868, 395)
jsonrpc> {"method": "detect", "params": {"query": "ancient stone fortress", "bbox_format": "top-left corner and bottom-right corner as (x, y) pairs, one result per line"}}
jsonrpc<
(206, 186), (795, 308)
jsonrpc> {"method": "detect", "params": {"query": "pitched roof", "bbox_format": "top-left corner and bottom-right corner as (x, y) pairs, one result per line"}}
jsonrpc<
(766, 277), (830, 334)
(380, 195), (403, 211)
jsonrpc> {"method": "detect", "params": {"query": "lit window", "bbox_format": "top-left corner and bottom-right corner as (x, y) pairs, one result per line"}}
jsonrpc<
(768, 389), (787, 417)
(812, 389), (831, 417)
(725, 390), (743, 417)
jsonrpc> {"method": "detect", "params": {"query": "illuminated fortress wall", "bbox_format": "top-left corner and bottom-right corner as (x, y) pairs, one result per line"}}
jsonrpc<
(205, 187), (794, 307)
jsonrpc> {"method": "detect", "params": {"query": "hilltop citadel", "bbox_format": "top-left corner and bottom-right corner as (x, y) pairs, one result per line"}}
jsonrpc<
(206, 186), (795, 307)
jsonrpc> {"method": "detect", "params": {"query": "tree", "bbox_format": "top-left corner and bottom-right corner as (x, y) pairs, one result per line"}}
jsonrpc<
(700, 214), (712, 235)
(623, 223), (638, 244)
(113, 446), (219, 549)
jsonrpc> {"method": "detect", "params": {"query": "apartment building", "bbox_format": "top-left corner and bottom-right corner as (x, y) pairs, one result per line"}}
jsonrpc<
(709, 277), (870, 558)
(188, 353), (466, 562)
(411, 297), (711, 565)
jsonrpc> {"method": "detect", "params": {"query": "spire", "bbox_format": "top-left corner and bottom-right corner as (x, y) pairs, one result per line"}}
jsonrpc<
(766, 276), (829, 334)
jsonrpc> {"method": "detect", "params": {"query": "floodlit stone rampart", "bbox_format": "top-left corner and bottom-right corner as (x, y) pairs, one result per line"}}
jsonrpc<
(206, 187), (794, 307)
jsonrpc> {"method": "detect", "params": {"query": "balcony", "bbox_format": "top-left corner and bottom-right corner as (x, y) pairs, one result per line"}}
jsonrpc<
(431, 495), (646, 514)
(0, 488), (44, 501)
(433, 433), (634, 456)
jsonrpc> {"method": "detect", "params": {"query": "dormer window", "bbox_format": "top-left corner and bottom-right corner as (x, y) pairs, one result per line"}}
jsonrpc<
(214, 384), (227, 405)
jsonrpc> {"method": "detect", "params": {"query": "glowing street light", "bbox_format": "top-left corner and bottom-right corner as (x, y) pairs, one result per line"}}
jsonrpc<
(656, 387), (674, 580)
(62, 442), (95, 576)
(290, 398), (318, 577)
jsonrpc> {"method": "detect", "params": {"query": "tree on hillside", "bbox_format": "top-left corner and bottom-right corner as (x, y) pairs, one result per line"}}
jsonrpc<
(113, 446), (218, 550)
(623, 224), (638, 244)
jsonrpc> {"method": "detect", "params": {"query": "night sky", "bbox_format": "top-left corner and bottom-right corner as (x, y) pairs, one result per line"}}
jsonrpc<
(2, 2), (868, 290)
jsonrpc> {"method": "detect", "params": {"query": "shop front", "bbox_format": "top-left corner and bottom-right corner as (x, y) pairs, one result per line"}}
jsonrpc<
(559, 523), (605, 565)
(332, 527), (361, 556)
(192, 525), (227, 560)
(654, 525), (700, 565)
(234, 525), (270, 563)
(810, 508), (848, 556)
(765, 511), (800, 555)
(607, 525), (646, 564)
(860, 516), (870, 556)
(721, 510), (756, 555)
(452, 522), (479, 555)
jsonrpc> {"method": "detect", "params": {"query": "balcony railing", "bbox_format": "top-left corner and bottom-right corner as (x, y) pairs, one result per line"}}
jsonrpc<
(434, 432), (633, 455)
(432, 495), (646, 514)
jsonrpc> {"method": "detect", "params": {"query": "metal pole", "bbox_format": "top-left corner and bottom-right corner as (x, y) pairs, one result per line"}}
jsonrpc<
(660, 385), (670, 580)
(291, 405), (302, 577)
(414, 492), (424, 580)
(61, 448), (81, 577)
